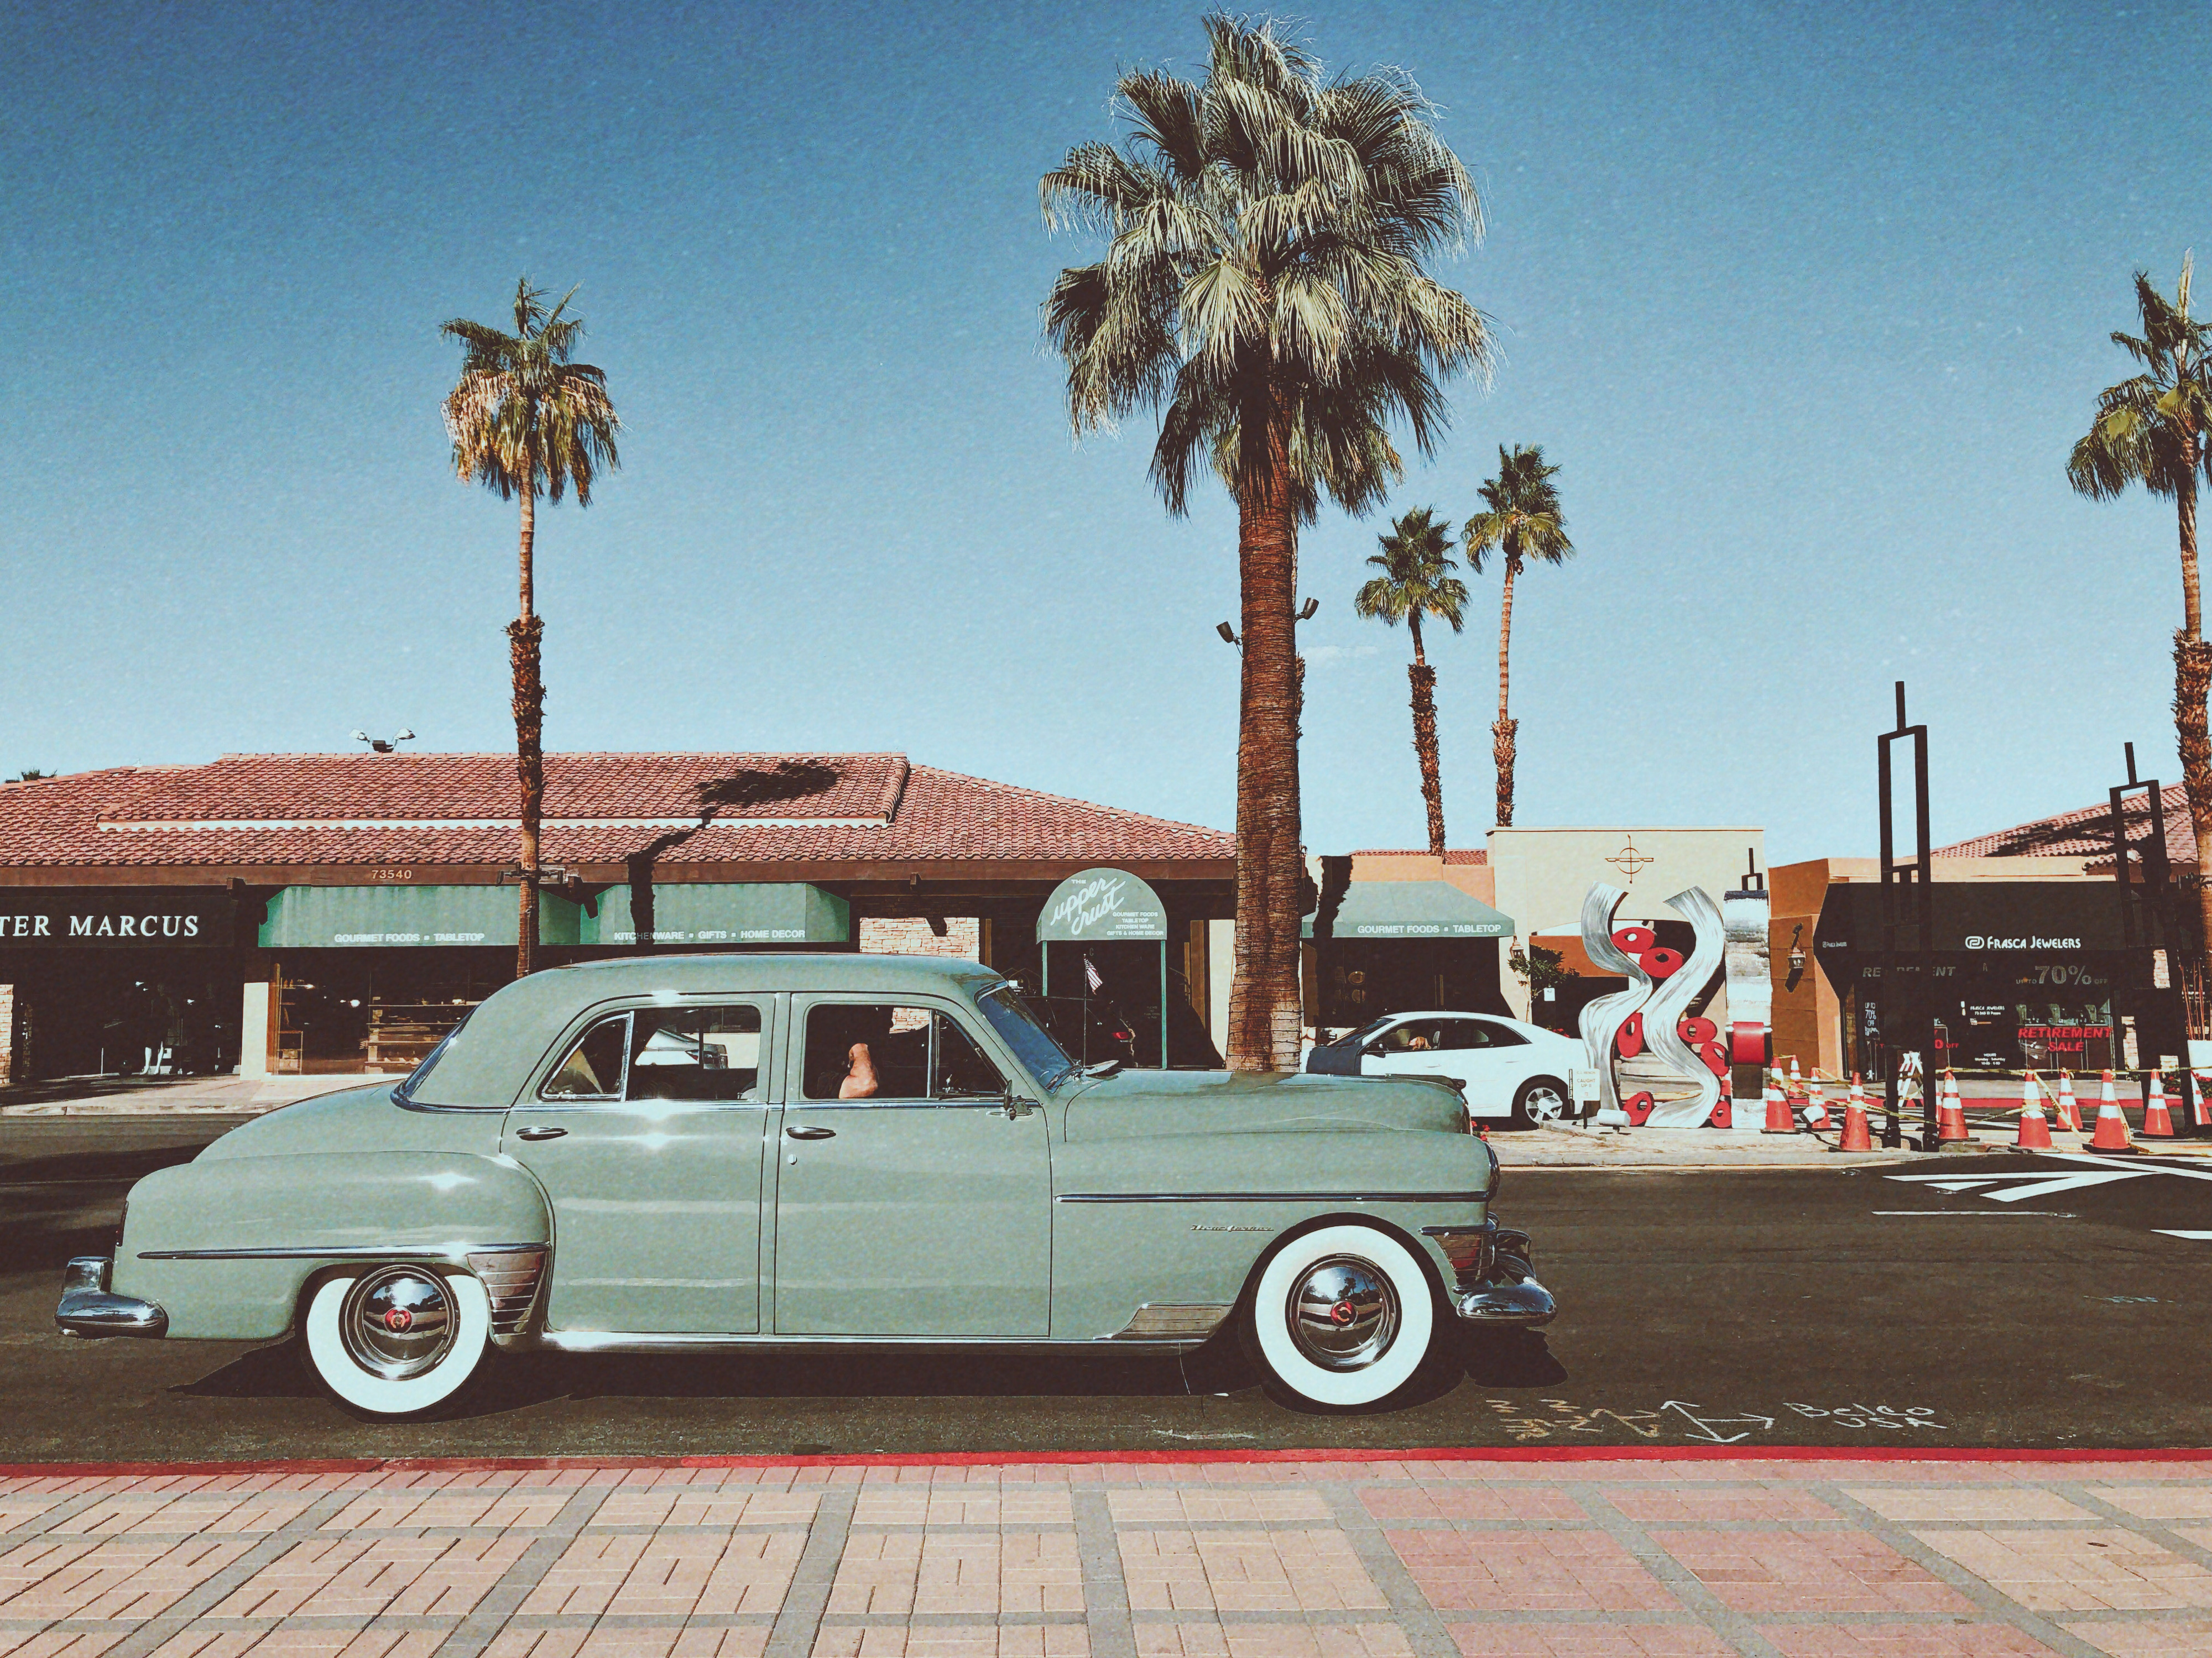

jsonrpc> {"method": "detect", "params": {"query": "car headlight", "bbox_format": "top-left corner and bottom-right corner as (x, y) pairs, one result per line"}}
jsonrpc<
(1482, 1153), (1501, 1202)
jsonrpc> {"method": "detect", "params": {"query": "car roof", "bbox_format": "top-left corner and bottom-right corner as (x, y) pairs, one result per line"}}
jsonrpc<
(410, 953), (1004, 1109)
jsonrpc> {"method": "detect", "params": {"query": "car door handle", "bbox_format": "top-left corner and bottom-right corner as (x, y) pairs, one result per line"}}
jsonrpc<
(785, 1125), (836, 1141)
(516, 1125), (567, 1142)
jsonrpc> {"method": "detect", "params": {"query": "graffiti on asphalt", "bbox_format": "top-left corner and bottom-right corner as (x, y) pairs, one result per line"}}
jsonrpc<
(1784, 1402), (1948, 1430)
(1483, 1397), (1950, 1441)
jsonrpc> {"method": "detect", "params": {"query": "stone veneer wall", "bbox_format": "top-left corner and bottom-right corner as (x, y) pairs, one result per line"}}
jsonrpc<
(858, 917), (980, 960)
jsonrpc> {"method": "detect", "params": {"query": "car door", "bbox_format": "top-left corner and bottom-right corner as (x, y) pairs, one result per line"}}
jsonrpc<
(1436, 1017), (1527, 1110)
(1363, 1018), (1446, 1078)
(773, 997), (1050, 1336)
(504, 998), (774, 1335)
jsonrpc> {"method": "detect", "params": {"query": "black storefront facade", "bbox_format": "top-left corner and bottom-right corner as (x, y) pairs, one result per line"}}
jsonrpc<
(1814, 879), (2189, 1083)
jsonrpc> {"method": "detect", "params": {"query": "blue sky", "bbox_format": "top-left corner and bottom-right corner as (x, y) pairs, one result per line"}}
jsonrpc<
(1, 1), (2205, 864)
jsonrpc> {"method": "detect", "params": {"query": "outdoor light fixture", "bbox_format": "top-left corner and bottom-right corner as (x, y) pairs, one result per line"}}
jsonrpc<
(1215, 621), (1238, 646)
(1296, 598), (1319, 621)
(351, 729), (416, 754)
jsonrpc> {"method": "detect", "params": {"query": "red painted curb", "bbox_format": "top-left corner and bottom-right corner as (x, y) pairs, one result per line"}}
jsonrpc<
(4, 1446), (2212, 1478)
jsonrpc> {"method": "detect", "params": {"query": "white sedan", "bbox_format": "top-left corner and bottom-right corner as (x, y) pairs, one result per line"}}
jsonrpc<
(1303, 1011), (1585, 1127)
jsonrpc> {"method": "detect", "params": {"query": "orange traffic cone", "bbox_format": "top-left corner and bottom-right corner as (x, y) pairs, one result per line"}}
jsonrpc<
(2016, 1070), (2053, 1149)
(2090, 1069), (2136, 1151)
(2057, 1073), (2083, 1133)
(1764, 1079), (1796, 1133)
(1937, 1069), (1969, 1142)
(1837, 1073), (1874, 1151)
(1804, 1078), (1829, 1131)
(2195, 1071), (2212, 1129)
(2144, 1073), (2176, 1138)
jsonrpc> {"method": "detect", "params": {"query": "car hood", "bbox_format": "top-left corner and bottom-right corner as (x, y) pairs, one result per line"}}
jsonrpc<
(1058, 1068), (1466, 1142)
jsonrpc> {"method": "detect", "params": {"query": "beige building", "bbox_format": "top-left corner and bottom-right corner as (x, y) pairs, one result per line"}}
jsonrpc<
(1489, 827), (1766, 1022)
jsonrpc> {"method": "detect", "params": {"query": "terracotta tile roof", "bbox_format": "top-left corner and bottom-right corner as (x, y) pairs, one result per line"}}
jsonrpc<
(1350, 848), (1489, 865)
(1936, 782), (2193, 866)
(0, 753), (1234, 874)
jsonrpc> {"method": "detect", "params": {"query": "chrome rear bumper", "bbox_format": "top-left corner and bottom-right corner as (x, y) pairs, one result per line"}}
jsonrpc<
(1432, 1220), (1557, 1329)
(56, 1257), (167, 1339)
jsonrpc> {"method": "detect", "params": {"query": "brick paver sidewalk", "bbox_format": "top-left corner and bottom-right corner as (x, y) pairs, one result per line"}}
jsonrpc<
(7, 1453), (2212, 1658)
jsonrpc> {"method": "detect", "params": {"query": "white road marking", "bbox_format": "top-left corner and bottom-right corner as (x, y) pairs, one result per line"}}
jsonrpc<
(1871, 1210), (2076, 1217)
(1884, 1169), (2148, 1202)
(2154, 1230), (2212, 1241)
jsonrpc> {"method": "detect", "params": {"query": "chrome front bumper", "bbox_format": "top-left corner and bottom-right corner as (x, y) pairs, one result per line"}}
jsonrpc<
(56, 1257), (167, 1339)
(1432, 1221), (1557, 1329)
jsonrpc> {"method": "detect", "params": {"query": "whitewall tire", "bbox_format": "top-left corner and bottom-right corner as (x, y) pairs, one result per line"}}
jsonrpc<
(303, 1266), (491, 1416)
(1248, 1225), (1437, 1408)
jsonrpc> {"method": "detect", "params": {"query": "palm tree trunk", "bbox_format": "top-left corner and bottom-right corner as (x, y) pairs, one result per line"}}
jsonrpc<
(1408, 613), (1445, 856)
(1226, 412), (1306, 1072)
(1492, 556), (1520, 829)
(510, 478), (544, 980)
(2171, 457), (2212, 974)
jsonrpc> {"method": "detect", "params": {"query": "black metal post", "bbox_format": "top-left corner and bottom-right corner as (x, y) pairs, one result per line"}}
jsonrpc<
(2109, 743), (2201, 1136)
(1877, 681), (1938, 1150)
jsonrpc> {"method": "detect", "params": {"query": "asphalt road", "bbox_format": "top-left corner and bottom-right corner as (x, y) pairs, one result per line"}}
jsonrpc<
(6, 1117), (2211, 1463)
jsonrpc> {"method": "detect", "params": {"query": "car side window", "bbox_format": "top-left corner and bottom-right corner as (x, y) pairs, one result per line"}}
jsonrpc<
(1470, 1019), (1529, 1048)
(1375, 1021), (1441, 1053)
(541, 1013), (630, 1100)
(803, 1003), (1005, 1102)
(1437, 1021), (1492, 1050)
(628, 1005), (765, 1101)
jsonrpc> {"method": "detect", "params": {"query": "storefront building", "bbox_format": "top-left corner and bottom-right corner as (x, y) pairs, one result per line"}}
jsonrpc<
(1771, 783), (2198, 1081)
(0, 752), (1234, 1081)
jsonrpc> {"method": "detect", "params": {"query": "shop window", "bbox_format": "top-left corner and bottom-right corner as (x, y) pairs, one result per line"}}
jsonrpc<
(803, 1003), (1004, 1101)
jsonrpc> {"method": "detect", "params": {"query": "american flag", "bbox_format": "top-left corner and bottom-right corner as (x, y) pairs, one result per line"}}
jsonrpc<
(1083, 956), (1104, 992)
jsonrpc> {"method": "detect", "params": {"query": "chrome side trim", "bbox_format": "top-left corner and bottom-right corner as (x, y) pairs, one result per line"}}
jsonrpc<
(56, 1256), (168, 1340)
(1104, 1303), (1233, 1341)
(137, 1242), (544, 1262)
(538, 1331), (1208, 1354)
(1056, 1191), (1483, 1204)
(469, 1248), (546, 1335)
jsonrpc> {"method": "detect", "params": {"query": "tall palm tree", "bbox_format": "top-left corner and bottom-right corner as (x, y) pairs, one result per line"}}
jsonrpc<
(1463, 445), (1571, 828)
(1041, 15), (1491, 1070)
(441, 279), (620, 979)
(2069, 258), (2212, 959)
(1355, 508), (1468, 856)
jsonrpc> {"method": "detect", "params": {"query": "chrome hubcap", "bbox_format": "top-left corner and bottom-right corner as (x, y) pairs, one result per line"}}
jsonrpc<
(1522, 1086), (1567, 1122)
(339, 1267), (457, 1380)
(1286, 1256), (1399, 1371)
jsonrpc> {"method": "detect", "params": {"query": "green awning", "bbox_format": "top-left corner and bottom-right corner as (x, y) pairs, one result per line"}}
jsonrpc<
(259, 885), (581, 949)
(1303, 880), (1515, 940)
(582, 883), (849, 946)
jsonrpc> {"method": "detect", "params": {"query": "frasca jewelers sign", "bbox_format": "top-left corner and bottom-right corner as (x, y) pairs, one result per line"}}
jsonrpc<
(0, 891), (231, 948)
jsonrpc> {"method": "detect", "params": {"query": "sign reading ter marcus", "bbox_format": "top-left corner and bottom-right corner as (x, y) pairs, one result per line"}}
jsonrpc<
(0, 890), (231, 948)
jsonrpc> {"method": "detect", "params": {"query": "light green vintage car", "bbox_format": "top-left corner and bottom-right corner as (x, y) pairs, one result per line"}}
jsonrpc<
(58, 955), (1552, 1415)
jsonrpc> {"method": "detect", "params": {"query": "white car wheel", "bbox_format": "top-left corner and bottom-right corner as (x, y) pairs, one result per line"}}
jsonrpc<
(1248, 1225), (1437, 1408)
(304, 1266), (491, 1416)
(1511, 1076), (1571, 1128)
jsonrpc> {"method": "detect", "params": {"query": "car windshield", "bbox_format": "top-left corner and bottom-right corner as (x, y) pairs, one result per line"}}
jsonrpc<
(1338, 1018), (1394, 1047)
(977, 983), (1077, 1088)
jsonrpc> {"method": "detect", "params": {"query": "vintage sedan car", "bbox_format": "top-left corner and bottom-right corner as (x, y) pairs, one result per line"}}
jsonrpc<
(1305, 1010), (1585, 1126)
(58, 955), (1553, 1416)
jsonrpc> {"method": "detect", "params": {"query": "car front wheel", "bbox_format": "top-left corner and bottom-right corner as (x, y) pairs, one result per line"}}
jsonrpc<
(302, 1265), (492, 1416)
(1510, 1075), (1571, 1128)
(1246, 1225), (1437, 1409)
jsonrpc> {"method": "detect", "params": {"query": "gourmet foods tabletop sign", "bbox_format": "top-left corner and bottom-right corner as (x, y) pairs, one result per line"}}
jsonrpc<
(1035, 869), (1169, 943)
(0, 889), (231, 948)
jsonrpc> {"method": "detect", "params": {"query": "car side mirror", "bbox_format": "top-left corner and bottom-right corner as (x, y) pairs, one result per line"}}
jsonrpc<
(1364, 1043), (1387, 1058)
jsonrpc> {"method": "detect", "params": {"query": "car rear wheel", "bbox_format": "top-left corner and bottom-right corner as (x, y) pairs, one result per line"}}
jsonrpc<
(1509, 1075), (1571, 1129)
(1245, 1225), (1437, 1409)
(302, 1265), (491, 1417)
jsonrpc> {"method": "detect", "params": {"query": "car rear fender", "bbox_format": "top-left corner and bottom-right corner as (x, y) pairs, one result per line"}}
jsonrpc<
(112, 1152), (551, 1341)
